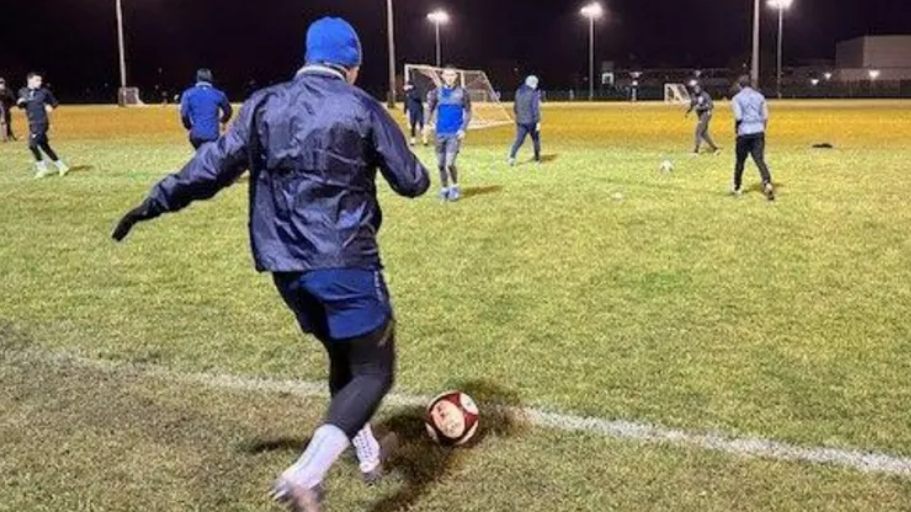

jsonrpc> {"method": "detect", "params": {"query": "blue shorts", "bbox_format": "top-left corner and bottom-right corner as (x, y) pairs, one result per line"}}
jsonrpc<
(273, 268), (393, 342)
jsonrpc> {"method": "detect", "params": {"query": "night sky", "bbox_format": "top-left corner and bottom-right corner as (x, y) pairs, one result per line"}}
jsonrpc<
(1, 0), (909, 101)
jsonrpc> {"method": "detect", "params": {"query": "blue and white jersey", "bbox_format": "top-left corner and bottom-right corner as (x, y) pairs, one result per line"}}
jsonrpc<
(427, 86), (472, 136)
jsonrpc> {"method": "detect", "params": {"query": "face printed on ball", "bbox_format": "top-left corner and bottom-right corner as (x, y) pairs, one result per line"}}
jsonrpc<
(431, 399), (467, 439)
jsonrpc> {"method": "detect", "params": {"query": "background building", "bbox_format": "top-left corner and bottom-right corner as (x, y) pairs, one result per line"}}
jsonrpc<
(836, 35), (911, 81)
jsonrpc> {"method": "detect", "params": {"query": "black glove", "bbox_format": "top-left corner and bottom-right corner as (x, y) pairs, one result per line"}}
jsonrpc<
(112, 200), (158, 242)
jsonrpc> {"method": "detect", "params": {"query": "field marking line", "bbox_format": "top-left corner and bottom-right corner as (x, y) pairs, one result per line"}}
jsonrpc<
(19, 348), (911, 478)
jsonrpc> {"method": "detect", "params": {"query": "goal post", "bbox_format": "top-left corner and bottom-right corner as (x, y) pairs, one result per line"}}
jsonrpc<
(404, 64), (512, 130)
(118, 87), (146, 107)
(664, 83), (692, 105)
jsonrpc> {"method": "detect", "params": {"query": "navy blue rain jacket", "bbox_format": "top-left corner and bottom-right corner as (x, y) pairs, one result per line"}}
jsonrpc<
(142, 66), (430, 272)
(180, 82), (233, 142)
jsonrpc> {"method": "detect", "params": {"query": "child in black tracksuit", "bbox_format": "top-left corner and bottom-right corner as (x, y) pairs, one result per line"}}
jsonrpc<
(18, 72), (69, 178)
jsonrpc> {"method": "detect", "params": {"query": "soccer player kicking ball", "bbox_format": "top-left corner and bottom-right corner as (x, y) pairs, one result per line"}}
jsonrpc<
(508, 75), (543, 166)
(17, 72), (69, 178)
(731, 75), (775, 201)
(685, 83), (720, 155)
(112, 17), (430, 512)
(425, 66), (472, 202)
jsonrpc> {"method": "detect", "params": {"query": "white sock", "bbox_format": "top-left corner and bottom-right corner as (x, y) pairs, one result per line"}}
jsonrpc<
(54, 160), (67, 169)
(36, 161), (48, 170)
(283, 424), (350, 490)
(352, 425), (381, 473)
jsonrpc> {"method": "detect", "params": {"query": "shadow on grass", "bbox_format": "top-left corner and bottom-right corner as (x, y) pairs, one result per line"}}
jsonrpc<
(368, 379), (525, 512)
(539, 154), (560, 163)
(67, 165), (95, 174)
(462, 185), (503, 200)
(237, 436), (311, 455)
(745, 181), (786, 194)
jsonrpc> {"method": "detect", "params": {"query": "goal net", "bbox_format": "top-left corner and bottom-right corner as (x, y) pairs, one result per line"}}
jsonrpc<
(664, 83), (692, 104)
(118, 87), (145, 107)
(405, 64), (512, 129)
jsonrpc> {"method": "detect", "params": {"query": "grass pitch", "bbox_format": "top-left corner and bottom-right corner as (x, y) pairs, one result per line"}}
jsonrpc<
(2, 101), (911, 511)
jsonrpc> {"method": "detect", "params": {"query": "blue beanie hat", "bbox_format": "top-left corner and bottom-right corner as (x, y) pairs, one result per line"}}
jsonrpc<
(305, 17), (363, 69)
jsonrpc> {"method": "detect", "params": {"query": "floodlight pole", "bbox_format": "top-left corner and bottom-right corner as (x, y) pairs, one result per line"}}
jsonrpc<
(588, 15), (595, 101)
(116, 0), (127, 90)
(751, 0), (760, 88)
(776, 4), (784, 98)
(434, 22), (442, 67)
(386, 0), (396, 108)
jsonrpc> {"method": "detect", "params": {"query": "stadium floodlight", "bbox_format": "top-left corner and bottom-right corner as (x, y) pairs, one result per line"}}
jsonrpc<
(810, 78), (820, 86)
(824, 72), (833, 81)
(580, 2), (604, 101)
(768, 0), (794, 99)
(869, 69), (881, 80)
(427, 9), (450, 67)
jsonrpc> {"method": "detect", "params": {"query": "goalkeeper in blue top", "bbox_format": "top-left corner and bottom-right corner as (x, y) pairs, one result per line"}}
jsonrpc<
(425, 66), (472, 202)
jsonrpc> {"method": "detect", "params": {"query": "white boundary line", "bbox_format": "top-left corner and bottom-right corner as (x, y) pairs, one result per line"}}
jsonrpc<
(25, 350), (911, 477)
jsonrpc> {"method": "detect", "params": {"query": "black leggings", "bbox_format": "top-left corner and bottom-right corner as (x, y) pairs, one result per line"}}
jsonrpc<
(734, 133), (772, 190)
(29, 127), (59, 162)
(322, 320), (396, 438)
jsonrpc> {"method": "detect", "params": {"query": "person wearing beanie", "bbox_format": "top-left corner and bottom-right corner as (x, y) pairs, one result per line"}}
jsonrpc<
(179, 68), (233, 149)
(0, 78), (17, 142)
(425, 65), (473, 202)
(111, 16), (430, 512)
(508, 75), (543, 166)
(685, 82), (720, 155)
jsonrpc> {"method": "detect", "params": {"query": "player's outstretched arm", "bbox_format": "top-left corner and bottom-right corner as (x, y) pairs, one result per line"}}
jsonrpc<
(369, 103), (430, 199)
(112, 97), (258, 242)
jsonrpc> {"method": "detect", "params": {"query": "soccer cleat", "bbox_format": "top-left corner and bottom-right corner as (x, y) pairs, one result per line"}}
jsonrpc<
(34, 162), (53, 179)
(410, 137), (416, 147)
(360, 431), (400, 486)
(422, 134), (429, 146)
(712, 147), (723, 156)
(270, 480), (324, 512)
(731, 187), (743, 198)
(438, 188), (450, 202)
(449, 185), (462, 202)
(55, 161), (70, 177)
(763, 182), (776, 202)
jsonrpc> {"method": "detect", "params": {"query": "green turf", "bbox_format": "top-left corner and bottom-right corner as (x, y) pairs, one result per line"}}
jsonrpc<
(1, 101), (911, 510)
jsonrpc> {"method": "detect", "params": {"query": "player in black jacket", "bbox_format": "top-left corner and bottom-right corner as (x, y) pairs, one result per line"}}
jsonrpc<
(0, 78), (17, 141)
(17, 72), (69, 178)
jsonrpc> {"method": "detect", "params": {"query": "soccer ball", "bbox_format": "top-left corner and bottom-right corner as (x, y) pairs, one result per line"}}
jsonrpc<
(425, 391), (480, 446)
(659, 160), (675, 173)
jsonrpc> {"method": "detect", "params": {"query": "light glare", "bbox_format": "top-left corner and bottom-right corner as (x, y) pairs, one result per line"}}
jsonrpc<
(427, 10), (450, 25)
(580, 2), (604, 19)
